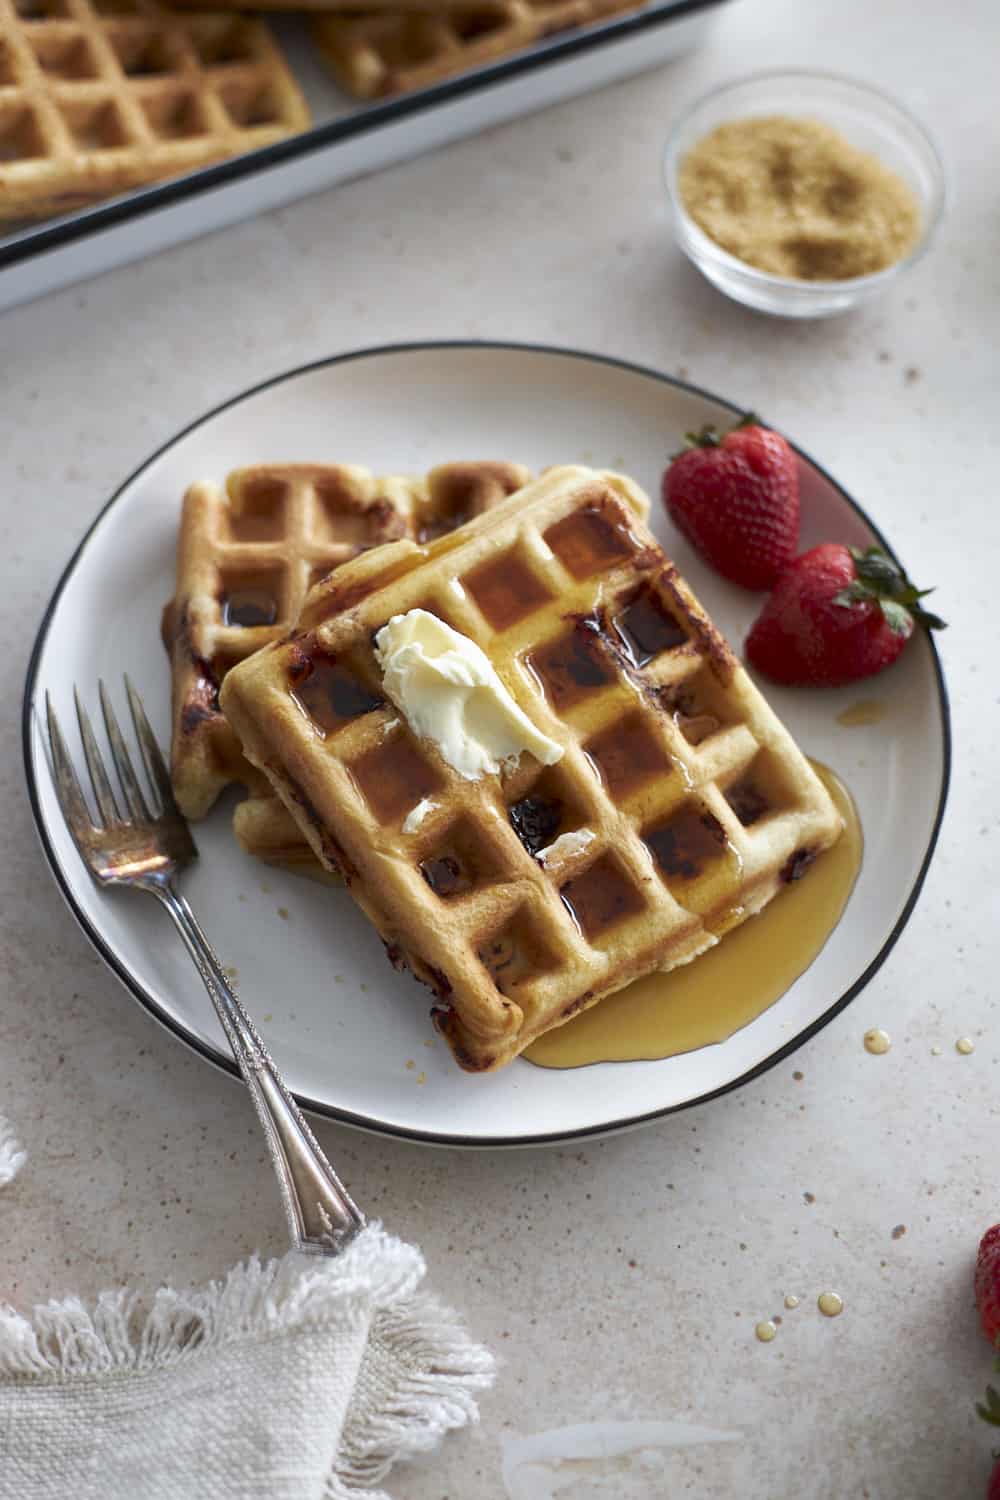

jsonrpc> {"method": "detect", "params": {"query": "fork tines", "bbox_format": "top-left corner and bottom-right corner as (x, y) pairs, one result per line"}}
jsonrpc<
(46, 676), (187, 845)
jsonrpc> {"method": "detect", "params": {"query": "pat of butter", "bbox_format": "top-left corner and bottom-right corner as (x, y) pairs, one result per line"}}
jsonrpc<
(374, 609), (563, 780)
(536, 829), (595, 866)
(402, 797), (437, 834)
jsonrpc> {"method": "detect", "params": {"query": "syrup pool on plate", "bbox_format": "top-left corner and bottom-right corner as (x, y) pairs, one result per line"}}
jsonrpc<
(525, 761), (862, 1069)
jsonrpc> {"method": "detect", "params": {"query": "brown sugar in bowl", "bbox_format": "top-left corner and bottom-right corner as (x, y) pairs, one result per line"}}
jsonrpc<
(663, 70), (945, 319)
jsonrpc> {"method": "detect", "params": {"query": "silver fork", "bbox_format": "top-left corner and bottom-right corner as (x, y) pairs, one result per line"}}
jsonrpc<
(45, 677), (364, 1257)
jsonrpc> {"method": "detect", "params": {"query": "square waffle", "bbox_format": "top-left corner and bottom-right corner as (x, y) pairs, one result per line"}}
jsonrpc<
(311, 0), (647, 100)
(0, 0), (308, 221)
(162, 460), (532, 822)
(220, 466), (843, 1072)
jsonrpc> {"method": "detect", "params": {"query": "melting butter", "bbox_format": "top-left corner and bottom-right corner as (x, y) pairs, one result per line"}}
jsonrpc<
(374, 609), (563, 779)
(537, 829), (595, 866)
(402, 797), (437, 834)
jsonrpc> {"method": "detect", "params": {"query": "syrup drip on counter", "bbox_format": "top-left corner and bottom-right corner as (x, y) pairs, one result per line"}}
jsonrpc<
(526, 760), (862, 1070)
(836, 699), (887, 727)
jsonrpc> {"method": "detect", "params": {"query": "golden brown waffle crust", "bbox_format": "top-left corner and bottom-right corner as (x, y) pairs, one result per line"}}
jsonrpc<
(0, 0), (308, 222)
(163, 460), (533, 821)
(311, 0), (648, 100)
(220, 466), (843, 1072)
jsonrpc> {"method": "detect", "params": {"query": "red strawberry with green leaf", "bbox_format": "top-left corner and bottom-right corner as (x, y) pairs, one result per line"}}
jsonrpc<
(662, 414), (799, 589)
(745, 543), (945, 687)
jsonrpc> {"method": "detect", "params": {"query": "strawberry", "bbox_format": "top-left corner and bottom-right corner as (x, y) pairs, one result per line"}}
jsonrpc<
(662, 414), (799, 589)
(990, 1458), (1000, 1500)
(977, 1226), (1000, 1348)
(745, 543), (945, 687)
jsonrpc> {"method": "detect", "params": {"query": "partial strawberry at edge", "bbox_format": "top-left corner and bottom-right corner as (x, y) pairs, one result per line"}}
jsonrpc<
(989, 1457), (1000, 1500)
(977, 1225), (1000, 1348)
(662, 415), (799, 590)
(745, 542), (945, 688)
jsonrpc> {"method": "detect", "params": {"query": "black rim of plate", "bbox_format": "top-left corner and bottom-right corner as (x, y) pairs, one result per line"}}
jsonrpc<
(21, 340), (952, 1148)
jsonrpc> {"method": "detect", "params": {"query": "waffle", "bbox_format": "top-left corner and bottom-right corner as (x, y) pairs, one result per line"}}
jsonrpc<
(311, 0), (646, 99)
(0, 0), (309, 221)
(220, 466), (844, 1072)
(169, 0), (496, 10)
(162, 460), (532, 822)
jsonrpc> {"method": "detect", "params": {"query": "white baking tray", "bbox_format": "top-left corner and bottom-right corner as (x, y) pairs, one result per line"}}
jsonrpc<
(0, 0), (729, 313)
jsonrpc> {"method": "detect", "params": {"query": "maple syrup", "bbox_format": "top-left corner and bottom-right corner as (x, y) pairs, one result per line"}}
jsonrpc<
(508, 794), (563, 856)
(289, 652), (383, 736)
(544, 504), (637, 579)
(644, 804), (730, 882)
(350, 731), (444, 824)
(560, 853), (646, 941)
(836, 699), (887, 727)
(526, 761), (861, 1069)
(463, 550), (553, 630)
(646, 802), (743, 919)
(223, 586), (279, 628)
(584, 713), (674, 800)
(613, 588), (687, 666)
(421, 854), (471, 898)
(526, 618), (617, 711)
(725, 775), (770, 827)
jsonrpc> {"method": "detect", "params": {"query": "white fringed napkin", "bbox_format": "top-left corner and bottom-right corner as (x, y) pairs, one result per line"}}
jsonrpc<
(0, 1121), (494, 1500)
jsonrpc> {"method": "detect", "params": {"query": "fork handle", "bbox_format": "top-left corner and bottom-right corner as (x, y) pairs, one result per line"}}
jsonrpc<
(153, 880), (365, 1256)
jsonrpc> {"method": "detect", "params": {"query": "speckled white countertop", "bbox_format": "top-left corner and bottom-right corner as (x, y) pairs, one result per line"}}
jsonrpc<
(2, 0), (998, 1494)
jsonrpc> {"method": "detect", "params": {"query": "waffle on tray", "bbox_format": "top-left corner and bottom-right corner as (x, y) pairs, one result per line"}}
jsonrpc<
(0, 0), (309, 221)
(311, 0), (645, 100)
(162, 460), (532, 823)
(219, 465), (844, 1071)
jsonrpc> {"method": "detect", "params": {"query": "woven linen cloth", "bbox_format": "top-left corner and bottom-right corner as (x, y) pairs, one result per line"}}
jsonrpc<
(0, 1120), (494, 1500)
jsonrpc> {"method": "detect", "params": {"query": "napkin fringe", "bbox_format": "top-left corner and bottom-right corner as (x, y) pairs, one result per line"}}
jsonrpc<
(0, 1225), (456, 1382)
(0, 1116), (26, 1187)
(332, 1288), (496, 1496)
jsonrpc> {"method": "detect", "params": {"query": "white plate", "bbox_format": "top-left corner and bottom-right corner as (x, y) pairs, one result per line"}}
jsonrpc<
(23, 343), (950, 1147)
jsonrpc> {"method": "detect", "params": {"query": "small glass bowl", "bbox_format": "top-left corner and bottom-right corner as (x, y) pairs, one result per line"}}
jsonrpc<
(663, 69), (945, 319)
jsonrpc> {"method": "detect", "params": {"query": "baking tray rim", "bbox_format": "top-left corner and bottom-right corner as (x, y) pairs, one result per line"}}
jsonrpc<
(0, 0), (726, 273)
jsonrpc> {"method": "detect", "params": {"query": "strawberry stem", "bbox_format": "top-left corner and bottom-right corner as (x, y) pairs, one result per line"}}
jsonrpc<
(834, 547), (946, 635)
(977, 1376), (1000, 1428)
(672, 411), (762, 460)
